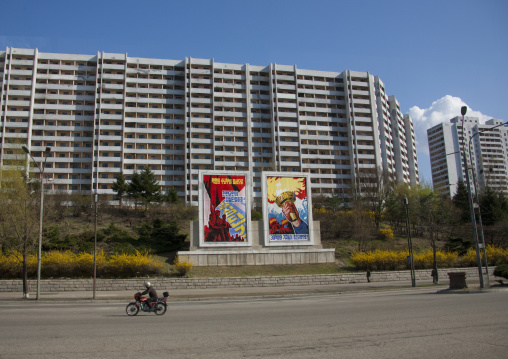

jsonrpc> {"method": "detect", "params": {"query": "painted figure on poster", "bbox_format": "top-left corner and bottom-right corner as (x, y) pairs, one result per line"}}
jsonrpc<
(276, 191), (309, 234)
(267, 176), (309, 241)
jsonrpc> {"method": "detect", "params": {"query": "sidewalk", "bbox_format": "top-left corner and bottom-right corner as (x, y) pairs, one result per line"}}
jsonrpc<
(1, 277), (504, 302)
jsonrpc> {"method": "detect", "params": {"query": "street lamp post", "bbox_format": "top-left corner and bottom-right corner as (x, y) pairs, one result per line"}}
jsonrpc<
(466, 120), (507, 287)
(22, 145), (51, 300)
(93, 193), (98, 300)
(469, 163), (489, 287)
(403, 197), (416, 287)
(460, 106), (484, 288)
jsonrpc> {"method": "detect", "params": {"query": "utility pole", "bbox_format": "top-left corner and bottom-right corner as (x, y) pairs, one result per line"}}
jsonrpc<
(404, 197), (415, 287)
(460, 106), (484, 288)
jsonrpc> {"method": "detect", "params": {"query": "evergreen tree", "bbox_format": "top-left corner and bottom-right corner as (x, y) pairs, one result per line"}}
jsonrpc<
(127, 171), (142, 209)
(112, 172), (128, 208)
(452, 180), (470, 222)
(128, 168), (163, 210)
(444, 236), (474, 256)
(480, 187), (508, 226)
(165, 187), (180, 204)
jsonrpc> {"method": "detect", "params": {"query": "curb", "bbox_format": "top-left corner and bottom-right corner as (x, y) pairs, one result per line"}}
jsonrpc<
(0, 283), (450, 304)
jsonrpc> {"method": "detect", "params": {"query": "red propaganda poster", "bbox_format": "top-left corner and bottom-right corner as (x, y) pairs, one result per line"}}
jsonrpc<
(202, 174), (248, 244)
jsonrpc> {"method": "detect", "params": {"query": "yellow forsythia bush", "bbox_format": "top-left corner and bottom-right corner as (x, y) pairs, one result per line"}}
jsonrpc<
(456, 245), (508, 267)
(42, 251), (76, 278)
(0, 252), (31, 278)
(0, 250), (163, 279)
(378, 227), (394, 240)
(412, 250), (458, 269)
(351, 250), (406, 271)
(72, 251), (108, 277)
(351, 246), (508, 271)
(106, 250), (163, 278)
(486, 245), (508, 265)
(173, 256), (192, 277)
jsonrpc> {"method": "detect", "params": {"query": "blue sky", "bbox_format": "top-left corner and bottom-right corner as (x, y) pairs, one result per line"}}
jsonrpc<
(1, 0), (507, 185)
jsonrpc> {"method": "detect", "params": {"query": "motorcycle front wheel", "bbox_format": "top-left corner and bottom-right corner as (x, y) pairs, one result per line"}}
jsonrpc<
(126, 303), (139, 316)
(154, 302), (167, 316)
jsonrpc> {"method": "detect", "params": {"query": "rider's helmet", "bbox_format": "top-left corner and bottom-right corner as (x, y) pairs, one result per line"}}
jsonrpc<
(144, 281), (151, 288)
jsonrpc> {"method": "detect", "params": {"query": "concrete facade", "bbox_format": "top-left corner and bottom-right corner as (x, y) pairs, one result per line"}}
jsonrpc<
(178, 221), (335, 266)
(0, 47), (419, 206)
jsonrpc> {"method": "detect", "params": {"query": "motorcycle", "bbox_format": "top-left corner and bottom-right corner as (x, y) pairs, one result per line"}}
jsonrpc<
(126, 291), (169, 316)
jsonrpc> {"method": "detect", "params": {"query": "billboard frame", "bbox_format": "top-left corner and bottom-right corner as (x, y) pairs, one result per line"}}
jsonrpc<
(198, 170), (252, 248)
(262, 172), (314, 246)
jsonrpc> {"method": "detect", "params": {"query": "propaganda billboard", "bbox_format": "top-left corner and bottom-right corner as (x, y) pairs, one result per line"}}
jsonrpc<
(199, 171), (251, 247)
(262, 172), (313, 246)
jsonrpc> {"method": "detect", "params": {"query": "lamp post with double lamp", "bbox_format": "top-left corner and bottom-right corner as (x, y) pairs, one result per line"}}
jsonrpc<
(460, 106), (484, 288)
(467, 120), (508, 287)
(22, 145), (51, 300)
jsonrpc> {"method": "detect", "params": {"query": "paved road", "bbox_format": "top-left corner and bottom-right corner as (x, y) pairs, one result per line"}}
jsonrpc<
(0, 289), (506, 359)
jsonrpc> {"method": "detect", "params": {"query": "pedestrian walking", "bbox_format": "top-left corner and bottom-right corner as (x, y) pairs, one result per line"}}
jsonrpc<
(431, 269), (437, 284)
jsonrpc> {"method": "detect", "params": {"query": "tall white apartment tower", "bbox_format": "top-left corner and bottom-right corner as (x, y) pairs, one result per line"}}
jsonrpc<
(427, 116), (508, 198)
(0, 48), (420, 205)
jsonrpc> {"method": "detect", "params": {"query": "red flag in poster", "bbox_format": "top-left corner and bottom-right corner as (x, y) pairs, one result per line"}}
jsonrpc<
(203, 175), (247, 243)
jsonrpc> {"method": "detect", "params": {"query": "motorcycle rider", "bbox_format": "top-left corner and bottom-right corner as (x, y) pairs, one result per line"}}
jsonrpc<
(139, 281), (158, 310)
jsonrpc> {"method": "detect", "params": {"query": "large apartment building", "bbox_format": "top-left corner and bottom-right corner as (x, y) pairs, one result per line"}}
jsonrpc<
(0, 47), (419, 205)
(427, 116), (508, 198)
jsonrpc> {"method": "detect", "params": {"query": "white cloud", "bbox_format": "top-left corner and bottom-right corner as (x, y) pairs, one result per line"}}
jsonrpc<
(408, 95), (492, 156)
(0, 36), (51, 52)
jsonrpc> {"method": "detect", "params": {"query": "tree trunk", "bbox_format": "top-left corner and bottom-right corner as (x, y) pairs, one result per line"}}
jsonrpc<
(432, 241), (439, 284)
(22, 237), (29, 298)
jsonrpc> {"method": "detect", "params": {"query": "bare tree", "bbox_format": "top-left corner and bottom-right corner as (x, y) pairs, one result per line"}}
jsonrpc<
(354, 167), (395, 229)
(414, 186), (456, 283)
(0, 169), (41, 297)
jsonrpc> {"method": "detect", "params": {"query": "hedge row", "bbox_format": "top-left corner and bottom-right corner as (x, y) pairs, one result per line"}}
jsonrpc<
(351, 245), (508, 271)
(0, 250), (163, 279)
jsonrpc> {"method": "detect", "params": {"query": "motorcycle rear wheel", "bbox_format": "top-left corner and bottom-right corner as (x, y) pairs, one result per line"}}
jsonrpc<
(126, 303), (139, 316)
(154, 302), (167, 315)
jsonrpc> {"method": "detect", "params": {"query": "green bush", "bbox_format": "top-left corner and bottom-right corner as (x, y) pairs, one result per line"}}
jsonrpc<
(251, 210), (263, 221)
(444, 236), (474, 256)
(136, 218), (187, 253)
(493, 263), (508, 280)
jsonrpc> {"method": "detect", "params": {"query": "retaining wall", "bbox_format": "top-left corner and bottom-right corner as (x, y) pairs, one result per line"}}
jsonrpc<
(0, 267), (492, 292)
